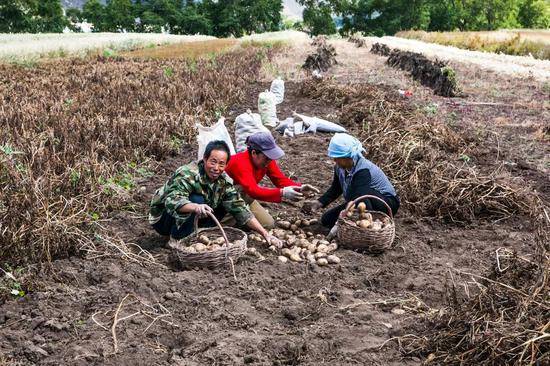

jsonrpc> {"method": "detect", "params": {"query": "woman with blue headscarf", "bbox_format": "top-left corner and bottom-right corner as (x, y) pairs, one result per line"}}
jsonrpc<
(305, 133), (399, 233)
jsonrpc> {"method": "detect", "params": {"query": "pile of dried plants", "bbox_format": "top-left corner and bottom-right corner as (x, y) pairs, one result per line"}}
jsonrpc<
(0, 47), (270, 266)
(303, 36), (337, 73)
(298, 78), (534, 222)
(401, 207), (549, 365)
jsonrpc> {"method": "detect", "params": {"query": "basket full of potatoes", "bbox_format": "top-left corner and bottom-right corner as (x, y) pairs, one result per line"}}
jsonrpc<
(168, 212), (247, 269)
(337, 194), (395, 253)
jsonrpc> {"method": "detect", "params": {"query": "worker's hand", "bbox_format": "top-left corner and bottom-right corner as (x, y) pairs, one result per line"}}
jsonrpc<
(194, 204), (213, 218)
(326, 224), (339, 241)
(282, 186), (304, 201)
(302, 200), (323, 214)
(297, 184), (320, 194)
(265, 234), (283, 249)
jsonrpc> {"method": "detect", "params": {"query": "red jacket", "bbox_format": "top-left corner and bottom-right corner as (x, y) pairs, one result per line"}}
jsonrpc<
(225, 151), (300, 203)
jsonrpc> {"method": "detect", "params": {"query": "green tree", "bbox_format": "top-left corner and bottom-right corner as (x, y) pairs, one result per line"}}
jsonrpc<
(34, 0), (67, 32)
(0, 0), (37, 32)
(105, 0), (136, 32)
(179, 2), (212, 35)
(518, 0), (550, 28)
(300, 0), (336, 35)
(83, 0), (107, 32)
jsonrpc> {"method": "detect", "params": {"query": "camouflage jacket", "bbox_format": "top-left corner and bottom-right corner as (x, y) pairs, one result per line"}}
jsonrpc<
(149, 161), (253, 228)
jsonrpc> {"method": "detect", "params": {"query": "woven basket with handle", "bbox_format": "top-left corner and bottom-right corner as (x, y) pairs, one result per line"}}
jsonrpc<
(168, 211), (247, 269)
(337, 194), (395, 253)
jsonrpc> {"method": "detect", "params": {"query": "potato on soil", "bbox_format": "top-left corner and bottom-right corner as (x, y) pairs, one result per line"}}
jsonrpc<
(289, 253), (303, 262)
(314, 252), (326, 259)
(290, 224), (298, 231)
(317, 244), (329, 253)
(268, 245), (277, 252)
(278, 256), (288, 263)
(327, 255), (340, 264)
(306, 253), (316, 264)
(317, 258), (328, 266)
(327, 243), (338, 252)
(276, 220), (291, 230)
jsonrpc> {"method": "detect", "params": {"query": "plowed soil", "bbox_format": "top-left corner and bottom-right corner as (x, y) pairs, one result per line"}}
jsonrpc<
(0, 40), (547, 366)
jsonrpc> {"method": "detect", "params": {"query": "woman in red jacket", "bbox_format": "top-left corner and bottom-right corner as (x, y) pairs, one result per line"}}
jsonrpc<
(225, 132), (318, 228)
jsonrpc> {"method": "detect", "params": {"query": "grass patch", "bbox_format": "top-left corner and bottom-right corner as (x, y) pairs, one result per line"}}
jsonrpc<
(123, 39), (238, 60)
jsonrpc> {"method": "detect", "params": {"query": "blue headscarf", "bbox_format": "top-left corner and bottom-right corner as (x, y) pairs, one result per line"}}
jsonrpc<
(327, 133), (364, 159)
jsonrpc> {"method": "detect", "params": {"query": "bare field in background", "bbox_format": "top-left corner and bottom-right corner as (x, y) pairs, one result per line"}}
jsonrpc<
(397, 29), (550, 60)
(123, 38), (238, 59)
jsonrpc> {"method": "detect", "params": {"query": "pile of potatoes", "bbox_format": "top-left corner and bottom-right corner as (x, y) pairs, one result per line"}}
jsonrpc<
(346, 202), (391, 230)
(184, 234), (232, 253)
(250, 217), (341, 266)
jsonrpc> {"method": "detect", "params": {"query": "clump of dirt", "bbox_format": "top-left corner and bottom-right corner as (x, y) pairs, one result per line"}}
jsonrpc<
(386, 50), (462, 97)
(370, 42), (391, 56)
(303, 37), (338, 73)
(401, 211), (549, 365)
(348, 35), (366, 48)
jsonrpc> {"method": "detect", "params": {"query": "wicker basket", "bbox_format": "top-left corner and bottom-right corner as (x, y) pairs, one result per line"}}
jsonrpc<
(168, 211), (247, 269)
(337, 195), (395, 253)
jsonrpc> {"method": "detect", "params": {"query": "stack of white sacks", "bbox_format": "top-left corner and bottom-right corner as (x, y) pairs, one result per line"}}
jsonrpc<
(235, 77), (347, 151)
(197, 77), (347, 157)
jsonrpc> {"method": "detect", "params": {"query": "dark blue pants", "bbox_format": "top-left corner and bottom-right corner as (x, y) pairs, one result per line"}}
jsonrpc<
(152, 194), (226, 240)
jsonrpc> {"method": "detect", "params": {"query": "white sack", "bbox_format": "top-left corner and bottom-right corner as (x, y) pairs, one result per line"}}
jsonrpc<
(292, 112), (347, 134)
(196, 117), (236, 160)
(234, 110), (269, 152)
(258, 90), (278, 127)
(270, 77), (285, 105)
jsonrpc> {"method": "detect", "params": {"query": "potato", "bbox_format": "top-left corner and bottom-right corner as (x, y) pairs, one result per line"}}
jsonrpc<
(247, 247), (257, 255)
(273, 229), (287, 239)
(327, 243), (338, 253)
(186, 246), (197, 253)
(309, 219), (318, 225)
(317, 258), (328, 266)
(315, 234), (324, 240)
(371, 221), (382, 231)
(297, 233), (307, 240)
(290, 224), (298, 231)
(358, 220), (371, 228)
(294, 219), (303, 227)
(289, 253), (303, 262)
(278, 256), (288, 263)
(346, 211), (354, 218)
(210, 244), (221, 251)
(307, 244), (317, 253)
(306, 254), (316, 264)
(194, 243), (207, 252)
(327, 255), (340, 264)
(306, 231), (314, 237)
(214, 237), (226, 245)
(301, 219), (310, 227)
(268, 245), (277, 252)
(281, 248), (292, 257)
(317, 244), (329, 253)
(287, 237), (297, 246)
(314, 252), (327, 259)
(276, 220), (291, 230)
(318, 240), (330, 246)
(357, 202), (367, 213)
(198, 235), (211, 245)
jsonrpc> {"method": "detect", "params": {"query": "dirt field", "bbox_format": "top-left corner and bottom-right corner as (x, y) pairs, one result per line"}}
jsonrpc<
(0, 38), (548, 365)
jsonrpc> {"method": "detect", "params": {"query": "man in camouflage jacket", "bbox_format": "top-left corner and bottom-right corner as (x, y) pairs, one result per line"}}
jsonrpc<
(149, 140), (282, 247)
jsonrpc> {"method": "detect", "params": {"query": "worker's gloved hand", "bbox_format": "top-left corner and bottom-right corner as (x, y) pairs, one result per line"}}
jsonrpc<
(326, 224), (339, 241)
(298, 184), (320, 194)
(266, 235), (283, 249)
(194, 204), (213, 218)
(302, 200), (323, 214)
(282, 186), (304, 201)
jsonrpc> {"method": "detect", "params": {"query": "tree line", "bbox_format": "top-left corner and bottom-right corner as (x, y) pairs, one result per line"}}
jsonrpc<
(300, 0), (549, 36)
(0, 0), (548, 36)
